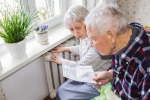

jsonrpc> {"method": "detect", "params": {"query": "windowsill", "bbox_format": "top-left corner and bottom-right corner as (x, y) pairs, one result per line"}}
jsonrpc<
(0, 24), (73, 81)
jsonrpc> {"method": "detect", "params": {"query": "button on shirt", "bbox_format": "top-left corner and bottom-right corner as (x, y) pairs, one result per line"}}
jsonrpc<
(109, 22), (150, 100)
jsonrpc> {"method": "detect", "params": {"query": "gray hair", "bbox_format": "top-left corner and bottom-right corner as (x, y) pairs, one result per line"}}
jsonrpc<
(85, 4), (130, 36)
(64, 5), (89, 28)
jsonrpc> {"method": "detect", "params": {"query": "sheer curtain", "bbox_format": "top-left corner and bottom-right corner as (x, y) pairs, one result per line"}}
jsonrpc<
(0, 83), (7, 100)
(82, 0), (117, 11)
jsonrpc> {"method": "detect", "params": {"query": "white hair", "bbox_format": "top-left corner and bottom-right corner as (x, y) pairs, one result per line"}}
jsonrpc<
(64, 5), (89, 28)
(85, 4), (130, 36)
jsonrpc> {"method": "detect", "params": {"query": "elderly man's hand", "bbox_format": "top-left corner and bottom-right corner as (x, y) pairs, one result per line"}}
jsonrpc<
(51, 53), (67, 64)
(92, 70), (113, 87)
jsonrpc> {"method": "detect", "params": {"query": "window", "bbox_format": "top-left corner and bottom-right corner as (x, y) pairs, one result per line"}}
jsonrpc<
(0, 0), (66, 45)
(27, 0), (66, 31)
(35, 0), (61, 23)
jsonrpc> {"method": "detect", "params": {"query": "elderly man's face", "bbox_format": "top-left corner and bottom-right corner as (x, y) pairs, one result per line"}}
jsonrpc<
(87, 26), (112, 55)
(68, 20), (87, 40)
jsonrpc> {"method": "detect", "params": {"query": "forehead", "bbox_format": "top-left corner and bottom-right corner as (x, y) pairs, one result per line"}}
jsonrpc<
(68, 20), (83, 28)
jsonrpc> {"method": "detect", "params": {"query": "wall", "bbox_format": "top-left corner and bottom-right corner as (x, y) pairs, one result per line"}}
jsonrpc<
(118, 0), (150, 26)
(1, 56), (49, 100)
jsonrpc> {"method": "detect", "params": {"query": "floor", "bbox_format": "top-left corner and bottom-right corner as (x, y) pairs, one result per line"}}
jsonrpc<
(43, 95), (56, 100)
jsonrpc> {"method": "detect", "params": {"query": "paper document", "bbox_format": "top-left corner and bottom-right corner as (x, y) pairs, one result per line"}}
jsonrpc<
(63, 65), (96, 83)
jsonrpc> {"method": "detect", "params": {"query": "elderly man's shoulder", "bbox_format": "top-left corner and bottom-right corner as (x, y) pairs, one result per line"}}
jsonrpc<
(140, 30), (150, 71)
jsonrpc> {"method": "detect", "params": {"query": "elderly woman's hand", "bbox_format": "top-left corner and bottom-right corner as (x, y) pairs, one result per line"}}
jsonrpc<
(92, 70), (113, 87)
(52, 47), (70, 53)
(51, 53), (67, 64)
(52, 47), (64, 53)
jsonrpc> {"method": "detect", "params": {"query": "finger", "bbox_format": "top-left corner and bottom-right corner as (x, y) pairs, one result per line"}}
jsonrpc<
(51, 56), (56, 60)
(54, 47), (60, 50)
(96, 79), (102, 82)
(52, 47), (59, 50)
(96, 83), (102, 87)
(52, 50), (59, 53)
(53, 53), (60, 57)
(96, 80), (102, 84)
(93, 81), (102, 87)
(53, 46), (59, 49)
(51, 53), (58, 59)
(50, 60), (57, 63)
(52, 53), (57, 58)
(52, 47), (57, 50)
(94, 72), (100, 76)
(92, 74), (103, 81)
(96, 79), (109, 86)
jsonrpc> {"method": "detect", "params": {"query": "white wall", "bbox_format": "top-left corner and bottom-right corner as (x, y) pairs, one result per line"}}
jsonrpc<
(1, 56), (49, 100)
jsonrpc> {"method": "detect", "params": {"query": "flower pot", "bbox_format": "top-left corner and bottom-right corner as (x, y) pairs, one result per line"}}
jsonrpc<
(34, 31), (48, 44)
(4, 39), (26, 58)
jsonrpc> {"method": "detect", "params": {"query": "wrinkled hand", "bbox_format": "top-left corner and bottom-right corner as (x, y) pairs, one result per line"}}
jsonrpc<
(92, 70), (113, 87)
(50, 53), (65, 64)
(52, 47), (64, 53)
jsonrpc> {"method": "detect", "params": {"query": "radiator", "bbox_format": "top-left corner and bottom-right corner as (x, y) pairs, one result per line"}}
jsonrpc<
(43, 37), (80, 99)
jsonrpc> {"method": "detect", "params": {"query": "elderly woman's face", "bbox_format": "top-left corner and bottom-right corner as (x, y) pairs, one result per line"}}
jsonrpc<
(68, 21), (87, 40)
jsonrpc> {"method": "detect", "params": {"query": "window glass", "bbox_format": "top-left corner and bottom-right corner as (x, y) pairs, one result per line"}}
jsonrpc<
(0, 0), (20, 19)
(35, 0), (62, 23)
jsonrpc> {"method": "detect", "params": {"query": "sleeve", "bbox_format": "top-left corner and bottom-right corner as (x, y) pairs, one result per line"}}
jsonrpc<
(141, 72), (150, 100)
(69, 45), (80, 55)
(107, 67), (113, 71)
(62, 47), (101, 68)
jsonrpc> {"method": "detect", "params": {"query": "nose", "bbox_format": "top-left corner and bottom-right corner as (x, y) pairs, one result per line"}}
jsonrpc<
(90, 40), (94, 47)
(74, 29), (79, 37)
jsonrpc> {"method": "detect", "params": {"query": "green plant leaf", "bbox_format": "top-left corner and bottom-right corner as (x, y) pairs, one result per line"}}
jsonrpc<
(0, 1), (37, 43)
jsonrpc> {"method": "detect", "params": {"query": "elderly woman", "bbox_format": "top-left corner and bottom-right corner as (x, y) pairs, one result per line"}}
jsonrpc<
(50, 5), (112, 100)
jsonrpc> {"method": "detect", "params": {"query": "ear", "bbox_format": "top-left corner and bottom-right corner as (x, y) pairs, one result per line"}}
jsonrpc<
(106, 30), (116, 44)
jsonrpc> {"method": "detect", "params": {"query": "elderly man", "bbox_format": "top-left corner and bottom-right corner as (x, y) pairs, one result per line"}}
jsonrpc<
(85, 4), (150, 100)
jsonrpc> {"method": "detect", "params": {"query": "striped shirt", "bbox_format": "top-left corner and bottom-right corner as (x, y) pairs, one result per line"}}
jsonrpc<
(110, 22), (150, 100)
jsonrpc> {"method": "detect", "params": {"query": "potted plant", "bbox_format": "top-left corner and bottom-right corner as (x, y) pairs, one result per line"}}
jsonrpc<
(0, 2), (37, 58)
(34, 24), (49, 44)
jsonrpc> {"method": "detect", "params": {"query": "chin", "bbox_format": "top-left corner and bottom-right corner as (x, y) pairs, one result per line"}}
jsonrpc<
(81, 37), (86, 40)
(100, 52), (105, 56)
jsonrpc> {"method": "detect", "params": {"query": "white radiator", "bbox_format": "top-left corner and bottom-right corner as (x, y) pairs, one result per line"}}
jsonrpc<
(43, 37), (79, 99)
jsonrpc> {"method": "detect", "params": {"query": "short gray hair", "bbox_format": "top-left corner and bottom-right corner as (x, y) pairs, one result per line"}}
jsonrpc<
(64, 5), (89, 28)
(85, 4), (130, 36)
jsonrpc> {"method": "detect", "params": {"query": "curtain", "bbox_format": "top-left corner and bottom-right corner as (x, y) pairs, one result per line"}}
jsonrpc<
(82, 0), (117, 11)
(0, 83), (7, 100)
